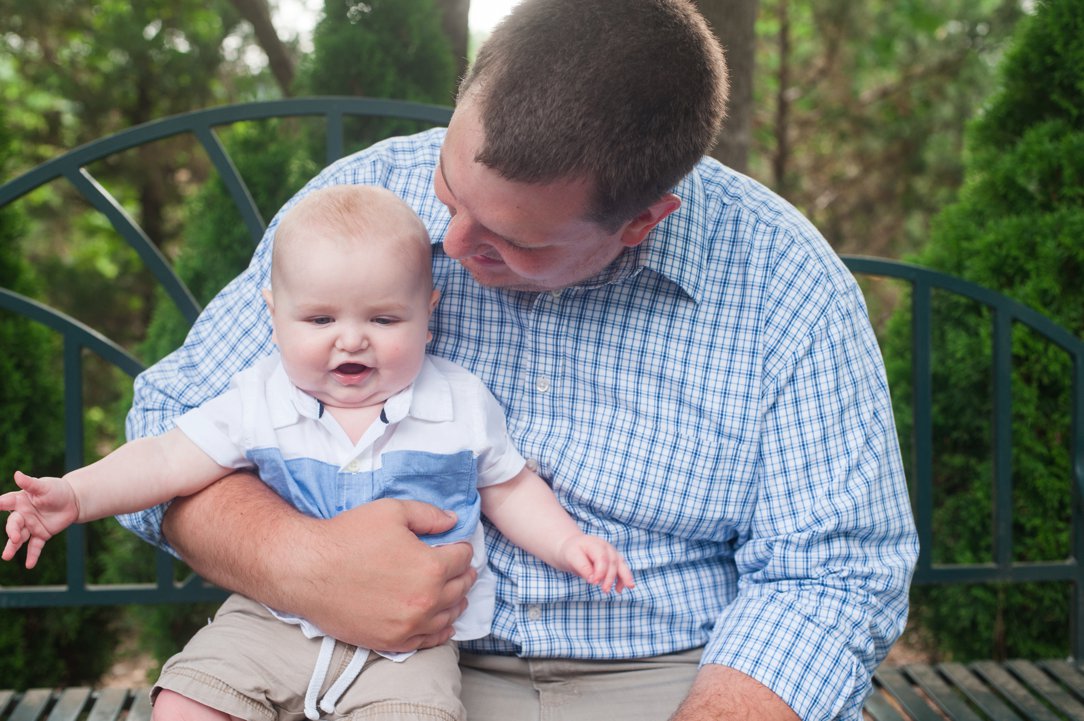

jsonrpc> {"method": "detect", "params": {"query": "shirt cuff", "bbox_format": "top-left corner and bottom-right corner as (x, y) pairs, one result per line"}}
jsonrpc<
(702, 594), (870, 720)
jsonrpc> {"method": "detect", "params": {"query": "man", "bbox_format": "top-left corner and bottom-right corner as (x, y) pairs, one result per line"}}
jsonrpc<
(124, 1), (918, 718)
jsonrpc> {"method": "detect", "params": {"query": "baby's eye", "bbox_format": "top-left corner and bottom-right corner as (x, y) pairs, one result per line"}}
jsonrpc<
(310, 316), (334, 326)
(372, 317), (398, 326)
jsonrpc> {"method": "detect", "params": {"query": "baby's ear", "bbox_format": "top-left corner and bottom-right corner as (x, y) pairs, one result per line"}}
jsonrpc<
(261, 288), (279, 345)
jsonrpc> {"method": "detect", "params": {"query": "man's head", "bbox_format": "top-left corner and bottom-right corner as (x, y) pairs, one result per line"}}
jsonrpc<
(458, 0), (728, 229)
(265, 185), (439, 410)
(437, 0), (728, 292)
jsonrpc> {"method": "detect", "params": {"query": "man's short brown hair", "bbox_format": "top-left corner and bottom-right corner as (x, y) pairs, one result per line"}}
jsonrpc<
(459, 0), (728, 229)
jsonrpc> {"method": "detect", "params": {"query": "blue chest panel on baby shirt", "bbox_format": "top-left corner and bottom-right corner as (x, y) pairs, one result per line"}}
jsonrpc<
(244, 448), (480, 545)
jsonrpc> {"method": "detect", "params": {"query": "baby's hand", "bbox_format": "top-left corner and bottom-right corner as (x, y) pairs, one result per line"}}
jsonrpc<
(559, 534), (634, 593)
(0, 471), (80, 569)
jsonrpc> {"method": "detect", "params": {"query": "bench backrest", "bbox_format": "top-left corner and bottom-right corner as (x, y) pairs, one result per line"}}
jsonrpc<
(0, 98), (1081, 656)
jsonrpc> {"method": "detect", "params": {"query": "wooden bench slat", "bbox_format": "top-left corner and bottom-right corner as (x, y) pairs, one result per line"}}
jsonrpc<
(1006, 660), (1084, 720)
(45, 688), (90, 721)
(1040, 660), (1084, 702)
(86, 687), (130, 721)
(126, 688), (153, 721)
(940, 662), (1025, 721)
(971, 661), (1062, 721)
(8, 689), (51, 721)
(906, 664), (985, 721)
(875, 667), (946, 721)
(865, 689), (911, 721)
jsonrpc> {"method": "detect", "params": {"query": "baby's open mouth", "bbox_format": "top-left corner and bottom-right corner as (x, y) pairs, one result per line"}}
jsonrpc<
(333, 363), (371, 384)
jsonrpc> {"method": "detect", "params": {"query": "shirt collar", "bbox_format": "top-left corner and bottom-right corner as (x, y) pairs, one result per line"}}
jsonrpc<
(635, 169), (709, 304)
(568, 168), (708, 303)
(265, 355), (454, 429)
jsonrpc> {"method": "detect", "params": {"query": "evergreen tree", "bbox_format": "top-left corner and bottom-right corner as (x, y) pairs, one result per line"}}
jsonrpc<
(883, 0), (1084, 660)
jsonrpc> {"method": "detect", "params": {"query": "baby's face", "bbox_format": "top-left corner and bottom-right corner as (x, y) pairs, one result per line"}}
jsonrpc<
(265, 232), (437, 411)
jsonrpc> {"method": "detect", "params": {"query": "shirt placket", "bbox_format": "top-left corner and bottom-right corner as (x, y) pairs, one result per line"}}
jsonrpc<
(514, 289), (568, 641)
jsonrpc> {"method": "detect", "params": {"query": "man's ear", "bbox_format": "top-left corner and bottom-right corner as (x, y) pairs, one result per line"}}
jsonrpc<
(618, 193), (681, 248)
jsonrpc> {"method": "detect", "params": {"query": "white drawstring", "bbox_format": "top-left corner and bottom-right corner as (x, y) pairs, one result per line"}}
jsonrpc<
(304, 636), (336, 720)
(303, 637), (369, 719)
(319, 646), (369, 714)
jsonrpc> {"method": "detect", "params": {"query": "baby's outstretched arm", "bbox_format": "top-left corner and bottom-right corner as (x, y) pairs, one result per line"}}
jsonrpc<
(1, 471), (79, 569)
(2, 428), (230, 569)
(480, 468), (634, 593)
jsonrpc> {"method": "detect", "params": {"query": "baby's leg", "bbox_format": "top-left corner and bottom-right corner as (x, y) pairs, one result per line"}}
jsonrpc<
(152, 689), (236, 721)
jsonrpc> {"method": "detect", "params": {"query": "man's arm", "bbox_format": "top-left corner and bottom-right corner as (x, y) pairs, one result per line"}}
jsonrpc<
(670, 666), (799, 721)
(162, 471), (477, 651)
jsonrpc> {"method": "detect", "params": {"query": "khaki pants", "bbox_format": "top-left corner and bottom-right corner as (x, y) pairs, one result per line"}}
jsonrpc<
(460, 648), (702, 721)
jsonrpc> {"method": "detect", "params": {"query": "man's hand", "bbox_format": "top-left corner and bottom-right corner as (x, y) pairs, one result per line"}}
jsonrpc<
(669, 665), (799, 721)
(163, 471), (477, 651)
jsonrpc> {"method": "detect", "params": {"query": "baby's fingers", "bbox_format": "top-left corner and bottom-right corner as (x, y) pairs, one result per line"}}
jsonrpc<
(3, 512), (29, 562)
(23, 536), (46, 570)
(614, 558), (635, 593)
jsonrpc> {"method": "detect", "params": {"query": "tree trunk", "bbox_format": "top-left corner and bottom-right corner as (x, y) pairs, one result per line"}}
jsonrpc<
(436, 0), (471, 86)
(695, 0), (759, 173)
(229, 0), (296, 95)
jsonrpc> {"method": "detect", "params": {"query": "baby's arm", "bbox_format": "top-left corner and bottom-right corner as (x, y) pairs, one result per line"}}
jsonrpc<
(1, 428), (230, 568)
(479, 468), (634, 593)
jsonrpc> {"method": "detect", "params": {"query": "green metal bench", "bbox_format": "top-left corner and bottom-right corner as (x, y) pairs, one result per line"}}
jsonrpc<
(0, 98), (1082, 721)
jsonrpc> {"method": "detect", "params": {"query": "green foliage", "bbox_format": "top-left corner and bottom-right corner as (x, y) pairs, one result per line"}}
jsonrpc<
(751, 0), (1024, 257)
(883, 0), (1084, 661)
(300, 0), (456, 102)
(0, 108), (120, 687)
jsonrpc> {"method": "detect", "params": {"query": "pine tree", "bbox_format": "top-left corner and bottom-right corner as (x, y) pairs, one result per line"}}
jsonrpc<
(884, 0), (1084, 660)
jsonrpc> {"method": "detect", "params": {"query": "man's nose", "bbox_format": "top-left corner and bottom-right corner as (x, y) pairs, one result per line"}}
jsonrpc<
(441, 214), (483, 259)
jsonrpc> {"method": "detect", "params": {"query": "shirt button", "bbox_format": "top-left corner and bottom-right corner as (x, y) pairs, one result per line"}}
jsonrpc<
(549, 290), (561, 301)
(344, 462), (360, 472)
(527, 605), (542, 621)
(525, 458), (540, 472)
(535, 377), (551, 392)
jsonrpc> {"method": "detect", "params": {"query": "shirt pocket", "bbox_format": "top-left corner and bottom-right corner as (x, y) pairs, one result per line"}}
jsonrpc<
(375, 449), (480, 546)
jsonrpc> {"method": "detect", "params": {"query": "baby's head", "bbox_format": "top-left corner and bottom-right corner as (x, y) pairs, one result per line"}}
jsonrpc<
(264, 185), (439, 410)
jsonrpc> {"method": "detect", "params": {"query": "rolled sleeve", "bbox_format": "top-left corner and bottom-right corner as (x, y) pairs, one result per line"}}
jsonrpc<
(702, 268), (917, 719)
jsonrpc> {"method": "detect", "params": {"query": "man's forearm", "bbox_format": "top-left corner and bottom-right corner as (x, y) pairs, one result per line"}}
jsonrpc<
(162, 470), (309, 609)
(669, 666), (799, 721)
(162, 471), (477, 651)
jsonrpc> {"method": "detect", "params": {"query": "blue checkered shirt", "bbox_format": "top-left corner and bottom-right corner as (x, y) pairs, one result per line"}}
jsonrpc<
(124, 128), (917, 721)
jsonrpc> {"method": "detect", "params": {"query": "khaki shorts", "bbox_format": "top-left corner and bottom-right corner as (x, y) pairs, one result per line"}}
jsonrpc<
(153, 594), (464, 721)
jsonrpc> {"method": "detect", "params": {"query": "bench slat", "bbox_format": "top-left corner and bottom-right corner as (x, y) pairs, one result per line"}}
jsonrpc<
(971, 661), (1061, 721)
(45, 688), (91, 721)
(127, 688), (153, 721)
(874, 667), (946, 720)
(1040, 660), (1084, 701)
(940, 662), (1025, 720)
(1006, 660), (1084, 720)
(86, 688), (133, 721)
(864, 690), (910, 721)
(906, 664), (984, 721)
(8, 689), (51, 721)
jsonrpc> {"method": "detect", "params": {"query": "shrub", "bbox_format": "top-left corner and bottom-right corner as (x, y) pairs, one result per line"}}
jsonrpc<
(883, 0), (1084, 660)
